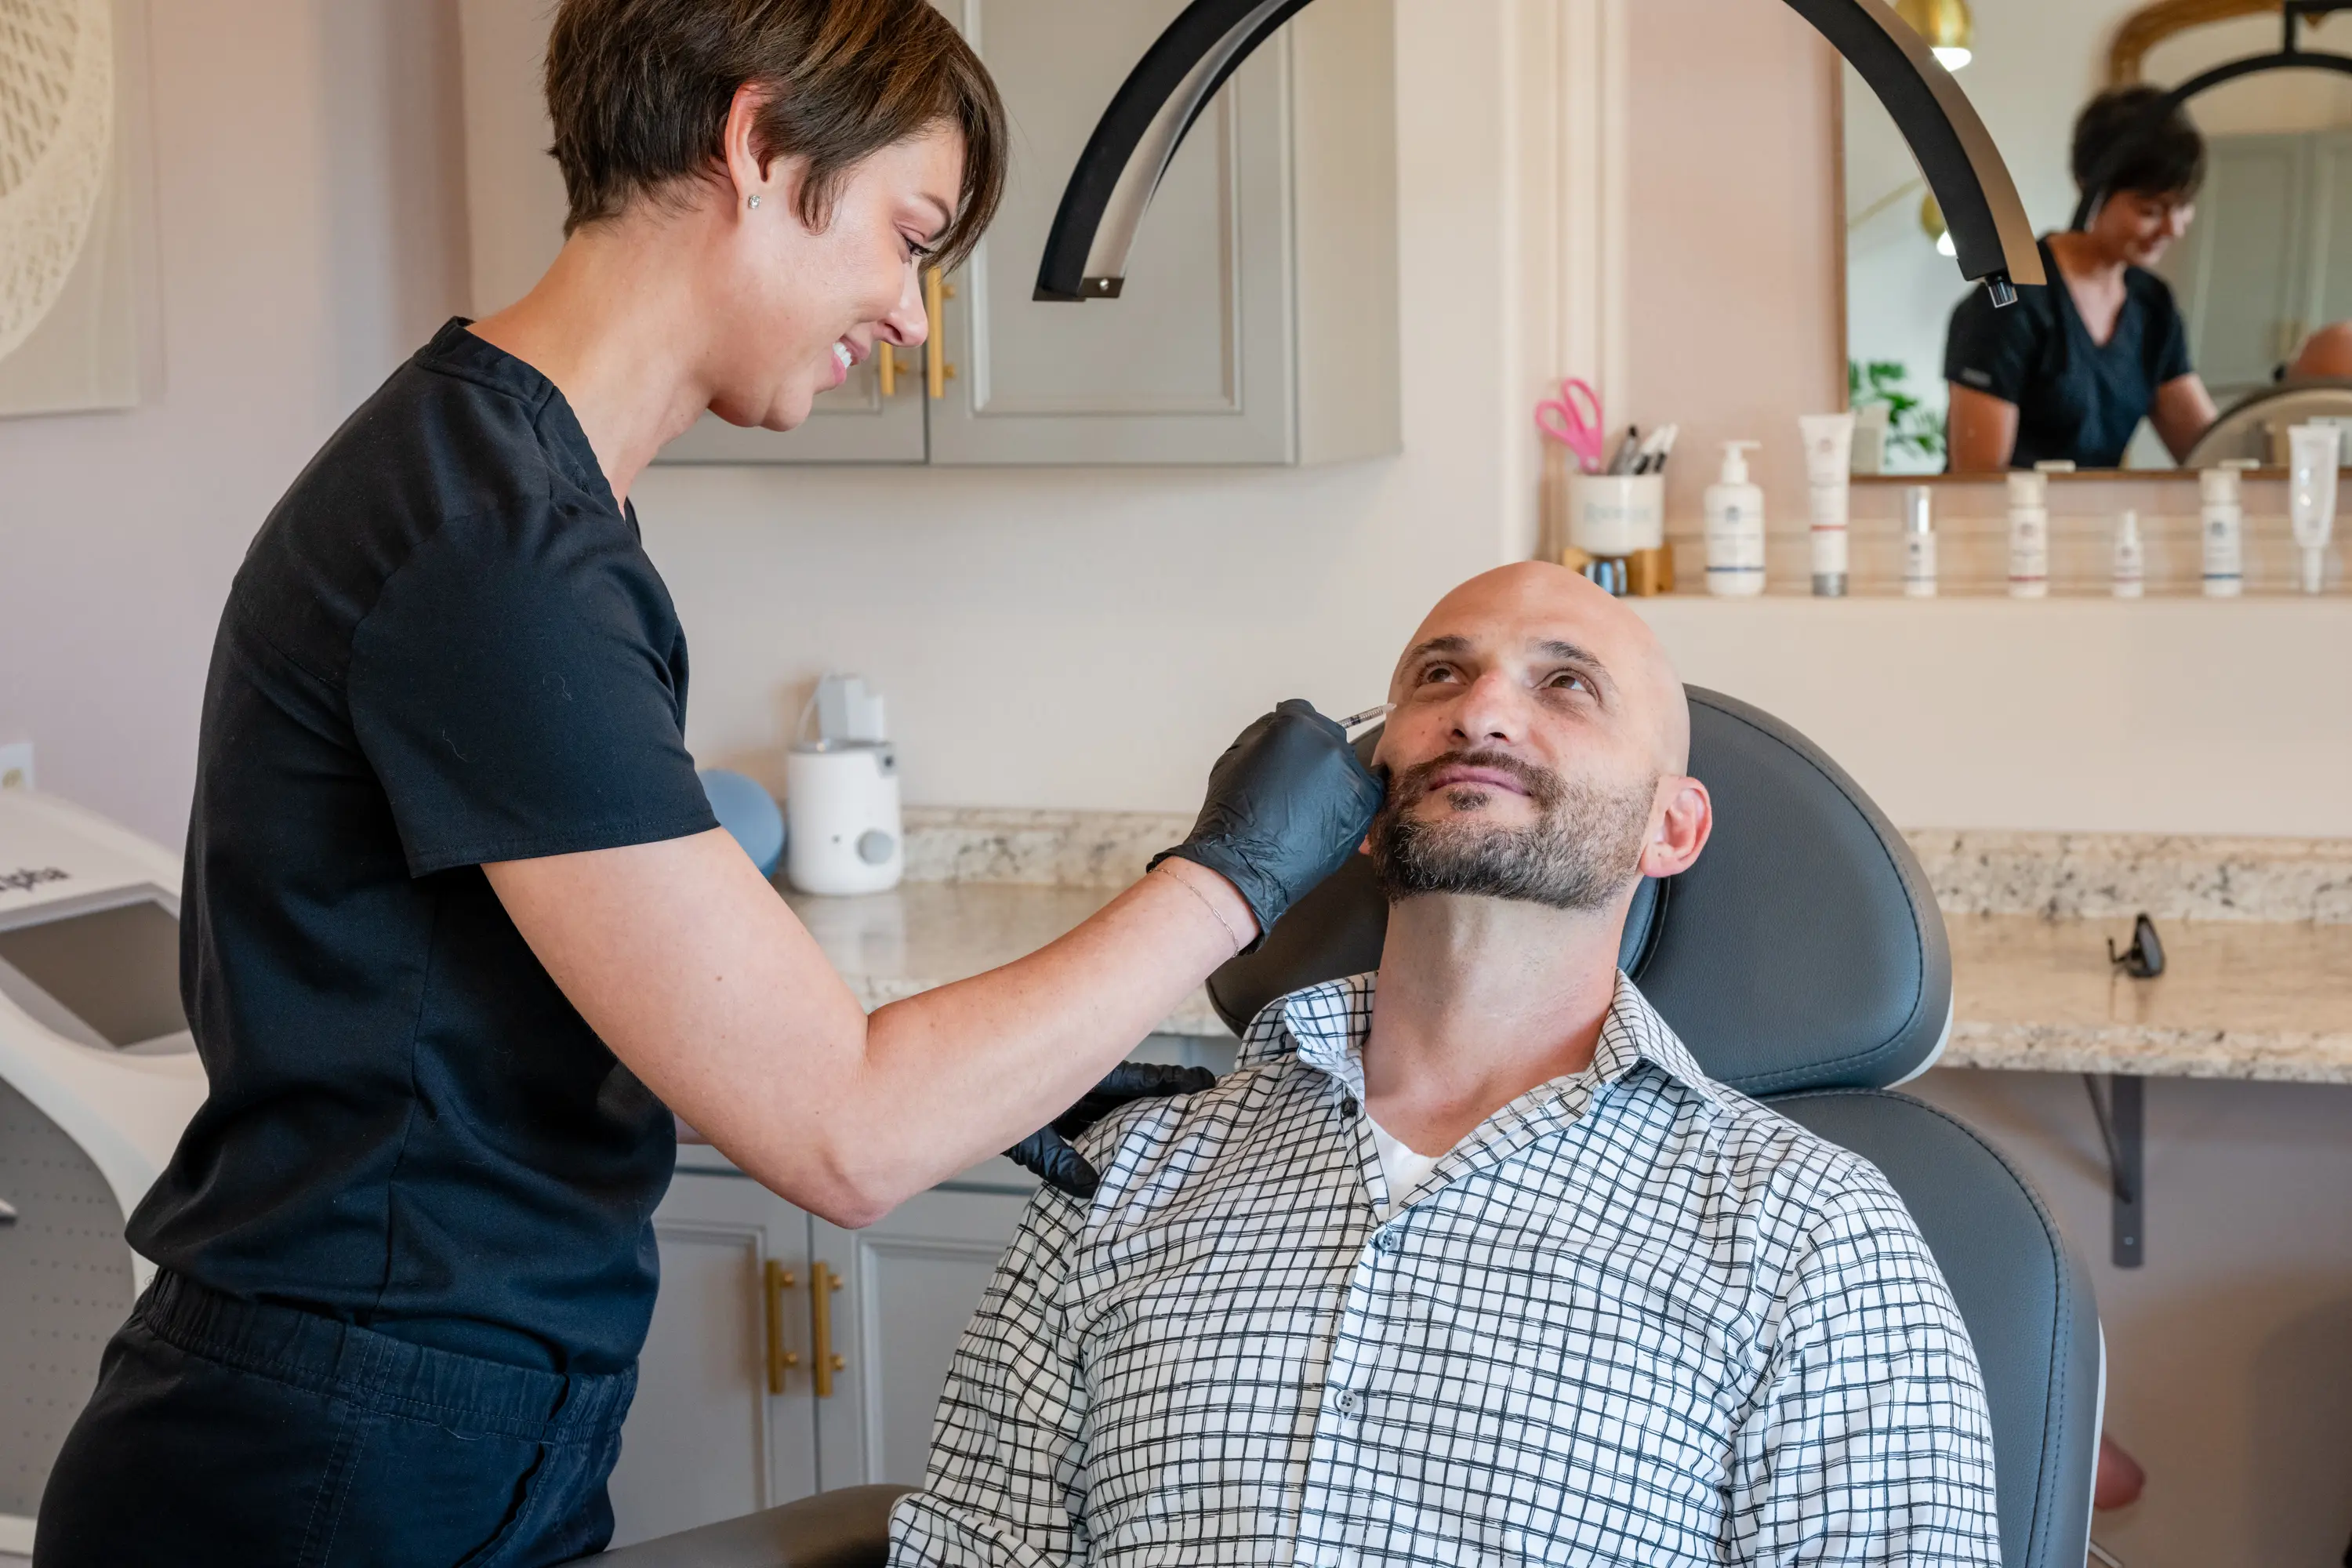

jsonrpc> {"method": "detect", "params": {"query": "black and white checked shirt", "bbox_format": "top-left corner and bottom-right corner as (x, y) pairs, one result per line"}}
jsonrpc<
(892, 971), (2002, 1566)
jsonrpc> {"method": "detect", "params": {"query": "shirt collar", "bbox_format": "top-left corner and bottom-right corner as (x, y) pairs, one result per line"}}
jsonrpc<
(1242, 967), (1737, 1122)
(415, 318), (623, 522)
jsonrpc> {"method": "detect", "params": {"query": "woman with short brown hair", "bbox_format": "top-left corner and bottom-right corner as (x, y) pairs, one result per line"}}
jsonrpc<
(33, 4), (1378, 1563)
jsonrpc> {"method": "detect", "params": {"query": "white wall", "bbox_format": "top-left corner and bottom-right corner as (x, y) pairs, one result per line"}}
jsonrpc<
(0, 0), (470, 845)
(1638, 593), (2352, 837)
(1621, 0), (1843, 528)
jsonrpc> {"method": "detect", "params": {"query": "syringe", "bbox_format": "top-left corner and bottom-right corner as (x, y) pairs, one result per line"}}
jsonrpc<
(1338, 703), (1395, 739)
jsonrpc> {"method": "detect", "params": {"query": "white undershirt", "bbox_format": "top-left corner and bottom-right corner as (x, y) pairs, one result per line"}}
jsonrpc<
(1367, 1113), (1450, 1218)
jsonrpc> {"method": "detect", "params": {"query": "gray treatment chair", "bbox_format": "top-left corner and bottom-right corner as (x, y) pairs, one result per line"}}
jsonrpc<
(590, 688), (2103, 1568)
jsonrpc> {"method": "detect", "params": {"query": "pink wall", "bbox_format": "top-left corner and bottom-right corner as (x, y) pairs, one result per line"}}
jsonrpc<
(1624, 0), (1842, 526)
(0, 0), (470, 846)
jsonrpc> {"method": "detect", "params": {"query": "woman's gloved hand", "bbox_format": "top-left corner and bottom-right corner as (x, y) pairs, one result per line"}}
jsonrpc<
(1009, 1062), (1221, 1197)
(1149, 699), (1387, 950)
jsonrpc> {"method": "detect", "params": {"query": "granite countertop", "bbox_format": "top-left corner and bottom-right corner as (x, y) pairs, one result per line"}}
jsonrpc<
(784, 881), (2352, 1085)
(1944, 914), (2352, 1083)
(783, 882), (1230, 1037)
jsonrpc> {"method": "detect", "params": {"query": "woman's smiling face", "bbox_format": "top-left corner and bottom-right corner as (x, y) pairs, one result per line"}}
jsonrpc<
(706, 120), (964, 434)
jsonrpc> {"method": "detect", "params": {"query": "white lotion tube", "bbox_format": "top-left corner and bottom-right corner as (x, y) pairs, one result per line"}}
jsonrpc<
(2288, 423), (2341, 593)
(2006, 470), (2049, 597)
(2112, 510), (2144, 598)
(2200, 459), (2257, 597)
(1799, 412), (1855, 597)
(1902, 485), (1936, 597)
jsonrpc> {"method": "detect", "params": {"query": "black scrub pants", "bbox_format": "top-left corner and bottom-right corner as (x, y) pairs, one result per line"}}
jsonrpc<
(33, 1271), (636, 1568)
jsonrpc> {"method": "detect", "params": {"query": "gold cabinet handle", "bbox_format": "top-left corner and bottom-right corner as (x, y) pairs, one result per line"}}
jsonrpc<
(923, 269), (957, 400)
(764, 1261), (800, 1395)
(810, 1260), (847, 1397)
(877, 343), (896, 397)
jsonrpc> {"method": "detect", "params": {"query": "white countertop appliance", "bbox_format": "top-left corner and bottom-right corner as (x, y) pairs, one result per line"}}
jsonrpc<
(0, 789), (207, 1548)
(786, 675), (905, 896)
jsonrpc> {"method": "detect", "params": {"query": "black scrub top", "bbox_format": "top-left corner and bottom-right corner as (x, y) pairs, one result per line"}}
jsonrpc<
(1944, 237), (2192, 469)
(130, 319), (720, 1374)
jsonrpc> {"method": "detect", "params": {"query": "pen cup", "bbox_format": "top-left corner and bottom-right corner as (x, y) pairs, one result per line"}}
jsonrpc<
(1567, 474), (1666, 557)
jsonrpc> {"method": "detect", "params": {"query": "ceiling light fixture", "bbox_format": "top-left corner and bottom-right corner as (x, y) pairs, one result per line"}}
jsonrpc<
(1922, 191), (1958, 256)
(1896, 0), (1974, 71)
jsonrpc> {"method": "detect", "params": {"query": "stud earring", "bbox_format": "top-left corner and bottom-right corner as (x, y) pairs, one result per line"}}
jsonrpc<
(747, 194), (761, 210)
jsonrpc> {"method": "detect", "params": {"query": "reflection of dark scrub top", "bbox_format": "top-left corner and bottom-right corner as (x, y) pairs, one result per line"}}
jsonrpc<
(1944, 237), (2191, 470)
(132, 319), (719, 1374)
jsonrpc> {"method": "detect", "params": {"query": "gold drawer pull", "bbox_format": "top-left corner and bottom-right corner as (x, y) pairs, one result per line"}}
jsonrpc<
(877, 343), (896, 397)
(811, 1261), (846, 1397)
(924, 270), (957, 400)
(764, 1260), (800, 1395)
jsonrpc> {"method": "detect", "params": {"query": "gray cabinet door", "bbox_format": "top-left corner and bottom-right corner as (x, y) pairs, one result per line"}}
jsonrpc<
(810, 1167), (1036, 1490)
(2165, 133), (2309, 398)
(608, 1172), (819, 1548)
(2301, 130), (2352, 341)
(924, 0), (1299, 466)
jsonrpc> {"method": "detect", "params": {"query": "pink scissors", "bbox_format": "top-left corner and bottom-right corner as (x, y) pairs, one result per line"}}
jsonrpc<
(1535, 378), (1606, 473)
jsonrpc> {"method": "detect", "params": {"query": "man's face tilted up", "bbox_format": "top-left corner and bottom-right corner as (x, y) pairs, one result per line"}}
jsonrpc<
(1367, 562), (1711, 920)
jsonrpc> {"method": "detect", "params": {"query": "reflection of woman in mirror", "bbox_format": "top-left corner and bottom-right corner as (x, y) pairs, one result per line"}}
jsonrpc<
(1944, 87), (2219, 472)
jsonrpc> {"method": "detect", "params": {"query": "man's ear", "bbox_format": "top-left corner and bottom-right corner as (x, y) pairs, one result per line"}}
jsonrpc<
(1639, 776), (1711, 880)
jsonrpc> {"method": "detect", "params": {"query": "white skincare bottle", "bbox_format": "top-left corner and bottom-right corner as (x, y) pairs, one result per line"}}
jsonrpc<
(2288, 422), (2341, 593)
(2112, 510), (2144, 598)
(2199, 459), (2259, 597)
(2006, 470), (2049, 597)
(1703, 440), (1766, 597)
(1902, 485), (1937, 597)
(1799, 412), (1855, 597)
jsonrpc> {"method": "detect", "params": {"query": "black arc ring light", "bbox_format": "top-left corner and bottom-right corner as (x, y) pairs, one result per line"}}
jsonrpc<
(2072, 0), (2352, 232)
(1035, 0), (2045, 305)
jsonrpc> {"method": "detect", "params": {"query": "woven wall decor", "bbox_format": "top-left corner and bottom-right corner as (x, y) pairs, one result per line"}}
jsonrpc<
(0, 0), (112, 367)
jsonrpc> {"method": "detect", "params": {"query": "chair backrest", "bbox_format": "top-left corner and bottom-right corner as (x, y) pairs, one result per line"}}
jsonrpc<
(1206, 686), (2100, 1568)
(1770, 1090), (2100, 1568)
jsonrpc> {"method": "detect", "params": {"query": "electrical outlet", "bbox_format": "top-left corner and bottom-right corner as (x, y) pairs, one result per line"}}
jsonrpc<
(0, 742), (34, 792)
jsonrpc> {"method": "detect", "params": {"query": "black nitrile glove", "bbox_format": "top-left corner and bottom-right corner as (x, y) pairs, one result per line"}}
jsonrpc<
(1149, 699), (1387, 950)
(1010, 1062), (1220, 1198)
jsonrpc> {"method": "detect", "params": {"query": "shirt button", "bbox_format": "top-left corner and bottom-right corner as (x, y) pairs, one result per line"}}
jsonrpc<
(1339, 1094), (1359, 1117)
(1373, 1229), (1402, 1255)
(1331, 1388), (1359, 1415)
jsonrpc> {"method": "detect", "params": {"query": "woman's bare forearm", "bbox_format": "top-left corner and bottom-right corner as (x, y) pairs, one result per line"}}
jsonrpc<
(492, 832), (1257, 1226)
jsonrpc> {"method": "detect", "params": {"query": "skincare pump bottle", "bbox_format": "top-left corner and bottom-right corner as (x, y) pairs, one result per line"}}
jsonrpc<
(2199, 459), (2259, 597)
(2006, 470), (2051, 597)
(1703, 440), (1766, 597)
(2112, 510), (2144, 598)
(1902, 485), (1936, 597)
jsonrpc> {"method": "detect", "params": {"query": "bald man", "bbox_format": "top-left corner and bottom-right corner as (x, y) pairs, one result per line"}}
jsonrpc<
(894, 566), (2002, 1568)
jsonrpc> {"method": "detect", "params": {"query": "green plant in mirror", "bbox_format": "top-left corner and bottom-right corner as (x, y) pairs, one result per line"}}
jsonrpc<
(1849, 359), (1947, 463)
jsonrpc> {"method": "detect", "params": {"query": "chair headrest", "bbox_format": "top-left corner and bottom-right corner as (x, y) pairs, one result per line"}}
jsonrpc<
(1206, 688), (1953, 1096)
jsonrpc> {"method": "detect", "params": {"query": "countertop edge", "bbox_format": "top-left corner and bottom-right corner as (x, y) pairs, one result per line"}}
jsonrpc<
(1944, 1021), (2352, 1085)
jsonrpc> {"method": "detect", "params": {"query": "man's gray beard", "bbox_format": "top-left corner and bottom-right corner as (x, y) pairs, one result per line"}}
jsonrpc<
(1370, 756), (1656, 913)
